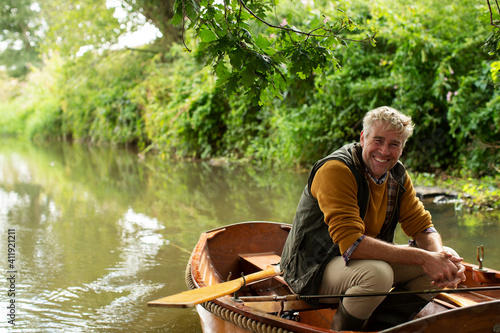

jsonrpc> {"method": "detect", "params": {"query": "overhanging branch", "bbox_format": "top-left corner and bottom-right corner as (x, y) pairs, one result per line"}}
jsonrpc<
(237, 0), (377, 44)
(487, 0), (500, 29)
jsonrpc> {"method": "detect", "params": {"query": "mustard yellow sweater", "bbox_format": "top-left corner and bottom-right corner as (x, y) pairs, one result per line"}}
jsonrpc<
(311, 160), (433, 255)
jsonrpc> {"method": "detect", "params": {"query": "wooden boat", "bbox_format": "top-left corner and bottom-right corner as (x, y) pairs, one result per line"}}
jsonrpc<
(150, 221), (500, 332)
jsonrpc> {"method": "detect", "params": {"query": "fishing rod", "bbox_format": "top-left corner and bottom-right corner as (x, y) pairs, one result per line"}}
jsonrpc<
(237, 286), (500, 302)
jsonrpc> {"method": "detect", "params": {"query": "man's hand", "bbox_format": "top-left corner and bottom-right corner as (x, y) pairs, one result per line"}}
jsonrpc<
(423, 251), (466, 288)
(414, 233), (467, 288)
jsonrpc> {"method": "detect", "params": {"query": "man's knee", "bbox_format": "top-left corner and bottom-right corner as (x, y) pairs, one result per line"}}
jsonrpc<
(350, 260), (394, 291)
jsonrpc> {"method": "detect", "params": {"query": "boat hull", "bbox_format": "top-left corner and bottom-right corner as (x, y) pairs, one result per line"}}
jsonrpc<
(197, 303), (250, 333)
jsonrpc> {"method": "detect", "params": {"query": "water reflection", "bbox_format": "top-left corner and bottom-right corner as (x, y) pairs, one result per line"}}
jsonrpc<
(0, 138), (498, 332)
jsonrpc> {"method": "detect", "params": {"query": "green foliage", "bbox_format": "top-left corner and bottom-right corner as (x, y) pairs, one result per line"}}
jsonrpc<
(25, 98), (63, 141)
(0, 55), (65, 139)
(89, 91), (145, 145)
(0, 73), (26, 135)
(243, 0), (499, 174)
(355, 0), (496, 174)
(447, 64), (500, 173)
(0, 49), (153, 146)
(483, 0), (500, 56)
(0, 0), (499, 180)
(0, 0), (43, 77)
(130, 45), (232, 158)
(39, 0), (127, 58)
(460, 179), (500, 211)
(58, 50), (152, 145)
(182, 88), (230, 158)
(0, 99), (29, 136)
(412, 172), (500, 211)
(174, 0), (375, 104)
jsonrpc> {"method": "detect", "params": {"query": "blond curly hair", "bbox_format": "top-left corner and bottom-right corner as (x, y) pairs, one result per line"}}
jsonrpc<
(363, 106), (414, 145)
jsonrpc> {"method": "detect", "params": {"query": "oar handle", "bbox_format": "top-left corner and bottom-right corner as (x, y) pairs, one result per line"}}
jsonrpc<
(244, 266), (282, 284)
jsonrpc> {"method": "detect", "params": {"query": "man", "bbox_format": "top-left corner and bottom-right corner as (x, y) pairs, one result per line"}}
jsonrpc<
(280, 106), (466, 331)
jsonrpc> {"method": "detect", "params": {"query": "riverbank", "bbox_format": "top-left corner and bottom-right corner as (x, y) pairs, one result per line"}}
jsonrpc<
(211, 157), (500, 211)
(411, 172), (500, 212)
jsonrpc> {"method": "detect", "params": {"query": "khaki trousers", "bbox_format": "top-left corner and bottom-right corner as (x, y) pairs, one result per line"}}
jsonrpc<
(318, 246), (458, 320)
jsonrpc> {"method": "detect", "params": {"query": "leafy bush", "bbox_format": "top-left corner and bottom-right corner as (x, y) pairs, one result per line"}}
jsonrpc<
(59, 50), (152, 146)
(266, 0), (499, 174)
(0, 0), (498, 178)
(447, 64), (500, 173)
(25, 99), (63, 141)
(130, 46), (227, 158)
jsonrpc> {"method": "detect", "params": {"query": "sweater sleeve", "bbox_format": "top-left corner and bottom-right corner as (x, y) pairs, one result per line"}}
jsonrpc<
(399, 172), (434, 238)
(310, 160), (365, 255)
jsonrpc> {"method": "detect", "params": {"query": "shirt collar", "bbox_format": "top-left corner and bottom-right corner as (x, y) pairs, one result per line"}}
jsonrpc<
(365, 168), (387, 185)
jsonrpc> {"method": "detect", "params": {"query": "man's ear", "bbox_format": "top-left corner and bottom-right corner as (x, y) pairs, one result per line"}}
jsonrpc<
(360, 130), (365, 147)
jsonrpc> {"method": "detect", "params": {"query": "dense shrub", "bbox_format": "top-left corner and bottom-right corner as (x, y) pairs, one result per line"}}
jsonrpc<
(130, 46), (230, 158)
(1, 0), (498, 176)
(261, 0), (499, 174)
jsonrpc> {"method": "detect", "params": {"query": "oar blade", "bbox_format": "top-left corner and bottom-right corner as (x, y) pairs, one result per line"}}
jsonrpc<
(148, 266), (281, 308)
(148, 279), (243, 308)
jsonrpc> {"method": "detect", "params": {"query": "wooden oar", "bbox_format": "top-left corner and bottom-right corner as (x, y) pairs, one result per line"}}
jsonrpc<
(148, 266), (281, 308)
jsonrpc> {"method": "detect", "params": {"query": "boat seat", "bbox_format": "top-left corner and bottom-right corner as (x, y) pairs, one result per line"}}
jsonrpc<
(238, 252), (286, 285)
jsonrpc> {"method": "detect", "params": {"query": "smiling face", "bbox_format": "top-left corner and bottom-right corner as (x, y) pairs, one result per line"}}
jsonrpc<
(360, 121), (405, 179)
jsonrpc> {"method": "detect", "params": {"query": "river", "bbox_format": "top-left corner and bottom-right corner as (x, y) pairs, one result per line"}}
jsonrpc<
(0, 137), (498, 332)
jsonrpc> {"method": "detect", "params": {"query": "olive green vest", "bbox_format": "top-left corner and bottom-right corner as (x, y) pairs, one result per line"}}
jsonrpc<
(280, 143), (407, 298)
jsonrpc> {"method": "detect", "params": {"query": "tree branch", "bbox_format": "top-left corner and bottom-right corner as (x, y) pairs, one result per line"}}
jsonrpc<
(487, 0), (500, 29)
(181, 0), (192, 52)
(237, 0), (376, 43)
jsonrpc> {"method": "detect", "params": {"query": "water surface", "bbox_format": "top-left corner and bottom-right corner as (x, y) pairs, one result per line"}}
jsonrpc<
(0, 138), (498, 332)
